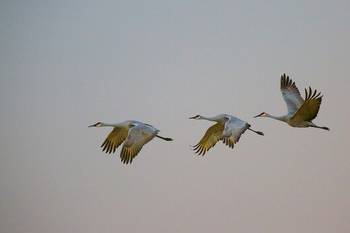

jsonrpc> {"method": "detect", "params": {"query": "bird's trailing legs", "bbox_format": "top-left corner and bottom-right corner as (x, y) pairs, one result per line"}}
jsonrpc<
(247, 128), (264, 136)
(156, 135), (173, 141)
(309, 123), (330, 131)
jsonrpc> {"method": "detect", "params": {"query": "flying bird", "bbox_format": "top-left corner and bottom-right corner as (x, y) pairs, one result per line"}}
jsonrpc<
(254, 73), (329, 130)
(89, 121), (173, 164)
(190, 114), (264, 156)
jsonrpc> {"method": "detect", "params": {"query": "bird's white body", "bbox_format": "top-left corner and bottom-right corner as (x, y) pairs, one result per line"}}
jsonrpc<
(89, 120), (172, 164)
(190, 114), (263, 155)
(255, 74), (329, 131)
(222, 115), (248, 137)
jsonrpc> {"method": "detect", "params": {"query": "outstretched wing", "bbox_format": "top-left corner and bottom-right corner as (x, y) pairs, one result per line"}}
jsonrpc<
(120, 125), (156, 164)
(291, 87), (323, 122)
(280, 73), (304, 116)
(222, 119), (249, 149)
(101, 127), (128, 154)
(193, 123), (224, 156)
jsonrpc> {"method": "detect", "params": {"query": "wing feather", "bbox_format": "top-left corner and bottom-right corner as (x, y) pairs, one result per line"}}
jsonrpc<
(101, 127), (128, 154)
(291, 87), (323, 122)
(192, 123), (224, 156)
(221, 120), (250, 149)
(280, 73), (304, 115)
(120, 125), (156, 164)
(222, 137), (235, 149)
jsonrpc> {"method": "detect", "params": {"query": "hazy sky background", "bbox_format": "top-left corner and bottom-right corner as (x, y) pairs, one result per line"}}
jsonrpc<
(1, 1), (349, 232)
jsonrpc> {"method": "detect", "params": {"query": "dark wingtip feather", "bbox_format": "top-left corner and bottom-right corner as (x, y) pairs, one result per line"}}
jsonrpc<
(308, 87), (312, 99)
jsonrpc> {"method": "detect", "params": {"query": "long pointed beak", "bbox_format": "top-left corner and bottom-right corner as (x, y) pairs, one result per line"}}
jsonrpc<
(189, 116), (197, 119)
(253, 114), (260, 118)
(88, 124), (96, 127)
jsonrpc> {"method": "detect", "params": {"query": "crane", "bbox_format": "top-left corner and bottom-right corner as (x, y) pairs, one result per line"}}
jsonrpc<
(190, 114), (263, 155)
(89, 121), (173, 164)
(254, 73), (329, 130)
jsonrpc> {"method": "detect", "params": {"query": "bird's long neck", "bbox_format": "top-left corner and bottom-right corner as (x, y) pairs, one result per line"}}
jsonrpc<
(100, 122), (118, 127)
(199, 115), (220, 122)
(265, 114), (287, 122)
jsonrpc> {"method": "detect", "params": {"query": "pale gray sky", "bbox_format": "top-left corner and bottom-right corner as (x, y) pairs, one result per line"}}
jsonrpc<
(1, 1), (349, 233)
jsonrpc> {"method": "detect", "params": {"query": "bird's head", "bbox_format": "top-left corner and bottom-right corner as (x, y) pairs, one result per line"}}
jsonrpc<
(88, 122), (103, 127)
(254, 112), (268, 118)
(189, 114), (201, 120)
